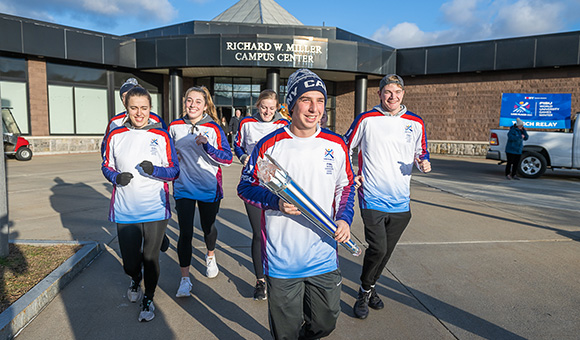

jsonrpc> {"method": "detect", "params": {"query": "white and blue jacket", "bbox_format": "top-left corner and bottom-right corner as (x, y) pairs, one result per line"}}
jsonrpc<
(169, 115), (232, 202)
(344, 105), (429, 213)
(238, 126), (355, 279)
(234, 111), (289, 162)
(102, 122), (179, 224)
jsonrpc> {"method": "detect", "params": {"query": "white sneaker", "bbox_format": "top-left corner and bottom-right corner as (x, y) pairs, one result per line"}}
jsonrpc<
(176, 277), (192, 297)
(127, 279), (143, 303)
(206, 254), (219, 278)
(138, 298), (155, 322)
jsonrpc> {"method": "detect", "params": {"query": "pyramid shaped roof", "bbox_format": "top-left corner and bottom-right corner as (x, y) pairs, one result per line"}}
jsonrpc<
(212, 0), (303, 25)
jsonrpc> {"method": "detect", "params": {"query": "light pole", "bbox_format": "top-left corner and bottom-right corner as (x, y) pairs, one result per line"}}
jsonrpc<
(0, 88), (9, 257)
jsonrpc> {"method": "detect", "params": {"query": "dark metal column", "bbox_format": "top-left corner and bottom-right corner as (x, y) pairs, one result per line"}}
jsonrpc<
(106, 71), (116, 119)
(355, 75), (368, 116)
(266, 69), (280, 93)
(170, 69), (183, 120)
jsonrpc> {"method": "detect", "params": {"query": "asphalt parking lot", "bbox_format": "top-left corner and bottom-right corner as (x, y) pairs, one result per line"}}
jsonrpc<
(4, 153), (580, 339)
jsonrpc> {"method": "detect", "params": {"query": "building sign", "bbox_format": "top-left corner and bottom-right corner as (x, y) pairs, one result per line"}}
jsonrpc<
(500, 93), (572, 129)
(223, 37), (328, 69)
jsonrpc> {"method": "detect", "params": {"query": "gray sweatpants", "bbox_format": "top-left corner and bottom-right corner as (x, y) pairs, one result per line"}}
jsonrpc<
(267, 270), (342, 340)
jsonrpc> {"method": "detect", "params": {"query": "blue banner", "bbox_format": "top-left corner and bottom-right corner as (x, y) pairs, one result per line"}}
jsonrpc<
(500, 93), (571, 129)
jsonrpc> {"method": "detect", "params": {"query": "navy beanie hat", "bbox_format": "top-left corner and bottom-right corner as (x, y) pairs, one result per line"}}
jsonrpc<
(286, 69), (327, 114)
(120, 78), (139, 100)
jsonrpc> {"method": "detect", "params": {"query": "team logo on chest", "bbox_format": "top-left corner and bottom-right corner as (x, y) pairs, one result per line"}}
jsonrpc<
(324, 149), (334, 161)
(324, 148), (335, 175)
(150, 138), (160, 156)
(404, 124), (413, 143)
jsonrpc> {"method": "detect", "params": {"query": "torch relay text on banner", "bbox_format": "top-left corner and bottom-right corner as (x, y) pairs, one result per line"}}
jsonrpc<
(500, 93), (572, 129)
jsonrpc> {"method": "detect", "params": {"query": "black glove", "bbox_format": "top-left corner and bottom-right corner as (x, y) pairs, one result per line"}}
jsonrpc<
(140, 160), (154, 175)
(240, 154), (248, 165)
(116, 172), (133, 186)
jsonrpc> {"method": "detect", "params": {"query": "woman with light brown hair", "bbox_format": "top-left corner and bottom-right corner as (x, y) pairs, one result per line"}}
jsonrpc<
(168, 86), (232, 298)
(233, 89), (289, 300)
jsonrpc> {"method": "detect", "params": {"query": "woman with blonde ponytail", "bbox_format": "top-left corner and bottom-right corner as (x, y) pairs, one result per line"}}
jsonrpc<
(168, 86), (232, 298)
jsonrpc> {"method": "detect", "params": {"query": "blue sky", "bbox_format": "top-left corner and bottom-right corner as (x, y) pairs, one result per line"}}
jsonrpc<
(1, 0), (580, 48)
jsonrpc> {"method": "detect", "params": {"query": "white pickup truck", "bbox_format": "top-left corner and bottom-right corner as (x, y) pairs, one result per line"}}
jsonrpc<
(486, 113), (580, 178)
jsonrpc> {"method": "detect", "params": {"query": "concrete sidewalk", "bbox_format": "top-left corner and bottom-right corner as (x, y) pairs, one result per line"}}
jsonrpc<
(5, 153), (580, 339)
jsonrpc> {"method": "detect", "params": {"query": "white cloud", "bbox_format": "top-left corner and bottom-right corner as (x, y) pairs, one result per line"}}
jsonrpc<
(440, 0), (481, 26)
(492, 0), (565, 37)
(372, 0), (580, 48)
(372, 22), (440, 48)
(81, 0), (122, 16)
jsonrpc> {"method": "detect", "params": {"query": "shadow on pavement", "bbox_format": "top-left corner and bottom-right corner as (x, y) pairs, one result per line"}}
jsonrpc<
(412, 198), (580, 242)
(339, 252), (527, 340)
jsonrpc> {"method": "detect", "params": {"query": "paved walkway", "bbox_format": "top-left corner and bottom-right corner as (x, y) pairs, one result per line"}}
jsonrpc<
(5, 153), (580, 339)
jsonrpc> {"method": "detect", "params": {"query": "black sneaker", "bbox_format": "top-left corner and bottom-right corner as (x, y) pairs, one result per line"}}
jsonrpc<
(160, 234), (169, 252)
(353, 288), (371, 319)
(368, 286), (384, 310)
(253, 280), (267, 301)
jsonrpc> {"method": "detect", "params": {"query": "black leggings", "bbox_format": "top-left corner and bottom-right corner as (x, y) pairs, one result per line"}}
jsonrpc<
(176, 198), (220, 268)
(244, 202), (264, 280)
(117, 219), (167, 299)
(505, 152), (521, 177)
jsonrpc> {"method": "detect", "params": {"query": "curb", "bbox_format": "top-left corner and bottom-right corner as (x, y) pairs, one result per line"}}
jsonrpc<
(0, 240), (102, 340)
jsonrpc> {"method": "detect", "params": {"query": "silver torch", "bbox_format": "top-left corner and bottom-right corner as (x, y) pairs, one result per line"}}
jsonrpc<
(256, 154), (361, 256)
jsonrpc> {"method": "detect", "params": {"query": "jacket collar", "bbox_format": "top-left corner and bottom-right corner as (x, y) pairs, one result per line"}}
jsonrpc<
(373, 104), (407, 117)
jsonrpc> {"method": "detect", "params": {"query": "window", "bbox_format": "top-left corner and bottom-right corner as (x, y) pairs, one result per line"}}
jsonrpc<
(0, 56), (29, 134)
(48, 85), (109, 134)
(47, 63), (107, 85)
(0, 81), (29, 134)
(48, 85), (75, 134)
(325, 80), (336, 131)
(0, 56), (26, 79)
(74, 87), (109, 134)
(213, 77), (264, 116)
(46, 64), (163, 134)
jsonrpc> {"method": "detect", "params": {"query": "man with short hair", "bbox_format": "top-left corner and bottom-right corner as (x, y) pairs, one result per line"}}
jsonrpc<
(229, 109), (242, 143)
(345, 74), (431, 319)
(238, 69), (355, 339)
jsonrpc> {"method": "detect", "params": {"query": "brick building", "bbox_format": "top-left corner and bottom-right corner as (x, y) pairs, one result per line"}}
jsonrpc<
(1, 0), (579, 156)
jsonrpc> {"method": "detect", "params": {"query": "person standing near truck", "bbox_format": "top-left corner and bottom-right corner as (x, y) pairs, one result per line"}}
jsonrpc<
(505, 118), (529, 180)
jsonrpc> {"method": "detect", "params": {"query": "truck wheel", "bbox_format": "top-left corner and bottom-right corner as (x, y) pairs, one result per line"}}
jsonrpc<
(15, 147), (32, 161)
(518, 151), (546, 178)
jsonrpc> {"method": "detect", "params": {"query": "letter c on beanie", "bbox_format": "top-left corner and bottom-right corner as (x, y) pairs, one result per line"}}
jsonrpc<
(285, 69), (327, 114)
